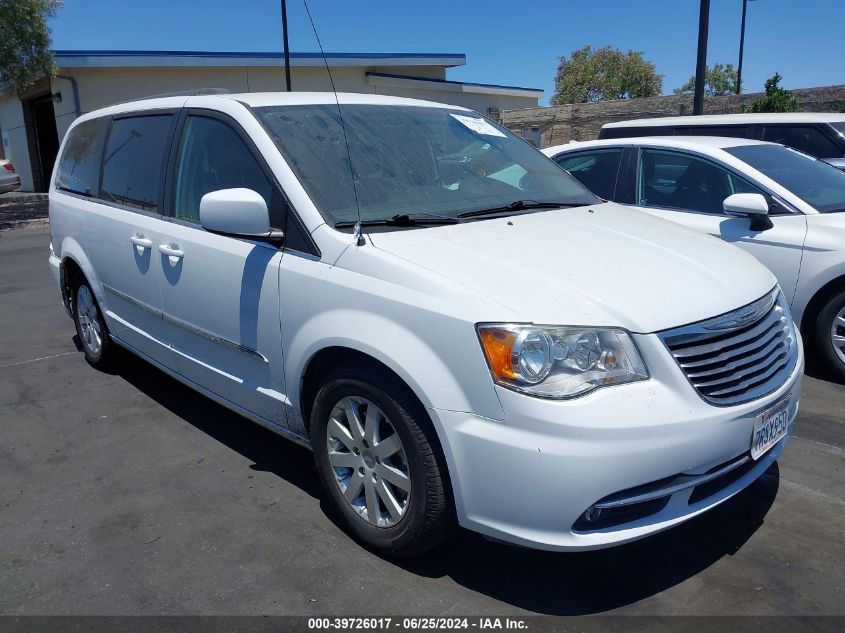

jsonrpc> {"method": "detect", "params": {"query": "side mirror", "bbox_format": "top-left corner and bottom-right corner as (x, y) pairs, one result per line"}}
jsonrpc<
(723, 193), (773, 231)
(199, 188), (283, 241)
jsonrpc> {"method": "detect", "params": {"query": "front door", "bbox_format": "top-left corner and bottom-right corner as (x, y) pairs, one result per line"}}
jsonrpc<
(632, 147), (807, 302)
(156, 113), (287, 425)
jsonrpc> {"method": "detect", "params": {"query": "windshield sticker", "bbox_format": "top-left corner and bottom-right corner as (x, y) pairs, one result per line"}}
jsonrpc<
(450, 113), (507, 138)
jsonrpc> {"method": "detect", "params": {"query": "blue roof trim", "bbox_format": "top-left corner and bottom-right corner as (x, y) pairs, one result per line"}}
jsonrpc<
(54, 50), (466, 60)
(366, 72), (543, 94)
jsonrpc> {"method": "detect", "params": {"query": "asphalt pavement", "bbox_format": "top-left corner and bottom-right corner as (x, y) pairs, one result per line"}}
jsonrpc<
(1, 226), (843, 616)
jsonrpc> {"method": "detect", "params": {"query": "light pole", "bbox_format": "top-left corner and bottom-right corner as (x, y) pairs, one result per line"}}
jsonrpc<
(736, 0), (756, 94)
(281, 0), (292, 91)
(693, 0), (711, 115)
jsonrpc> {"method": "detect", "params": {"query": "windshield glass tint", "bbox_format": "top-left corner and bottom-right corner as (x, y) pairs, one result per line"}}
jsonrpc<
(254, 104), (597, 224)
(726, 144), (845, 213)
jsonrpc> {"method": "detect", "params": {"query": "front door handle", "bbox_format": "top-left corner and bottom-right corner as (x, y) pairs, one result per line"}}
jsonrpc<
(158, 243), (184, 259)
(130, 234), (153, 249)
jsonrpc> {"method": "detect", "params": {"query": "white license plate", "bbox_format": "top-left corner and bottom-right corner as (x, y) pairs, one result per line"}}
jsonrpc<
(751, 399), (790, 460)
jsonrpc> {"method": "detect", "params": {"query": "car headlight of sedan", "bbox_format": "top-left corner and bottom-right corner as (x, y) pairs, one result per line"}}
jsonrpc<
(477, 324), (649, 399)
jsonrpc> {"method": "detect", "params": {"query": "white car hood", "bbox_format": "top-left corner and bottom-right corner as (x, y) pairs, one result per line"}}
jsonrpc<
(367, 203), (777, 333)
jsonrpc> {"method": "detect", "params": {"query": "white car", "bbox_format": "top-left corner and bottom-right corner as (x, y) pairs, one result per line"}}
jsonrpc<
(599, 113), (845, 171)
(544, 137), (845, 380)
(0, 159), (21, 193)
(48, 93), (802, 556)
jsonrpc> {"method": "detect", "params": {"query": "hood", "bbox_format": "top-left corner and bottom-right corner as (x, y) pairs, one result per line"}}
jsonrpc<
(367, 203), (777, 333)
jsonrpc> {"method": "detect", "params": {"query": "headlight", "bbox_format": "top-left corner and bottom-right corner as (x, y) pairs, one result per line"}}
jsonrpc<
(477, 324), (649, 399)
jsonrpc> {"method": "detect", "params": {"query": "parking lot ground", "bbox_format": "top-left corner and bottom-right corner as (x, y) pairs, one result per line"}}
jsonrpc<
(1, 226), (844, 617)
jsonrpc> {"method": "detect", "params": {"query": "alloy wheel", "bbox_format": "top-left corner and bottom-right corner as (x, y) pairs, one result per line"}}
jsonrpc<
(77, 285), (102, 356)
(325, 396), (411, 527)
(831, 305), (845, 367)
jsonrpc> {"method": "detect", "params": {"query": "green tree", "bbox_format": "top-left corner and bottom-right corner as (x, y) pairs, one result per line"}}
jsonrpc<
(745, 73), (798, 113)
(553, 45), (663, 105)
(673, 63), (738, 97)
(0, 0), (61, 96)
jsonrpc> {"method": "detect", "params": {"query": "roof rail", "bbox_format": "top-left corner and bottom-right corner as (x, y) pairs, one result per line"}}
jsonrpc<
(125, 87), (231, 102)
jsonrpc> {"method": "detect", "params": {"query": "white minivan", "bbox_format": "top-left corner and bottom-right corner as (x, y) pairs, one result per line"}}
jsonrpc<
(49, 93), (803, 556)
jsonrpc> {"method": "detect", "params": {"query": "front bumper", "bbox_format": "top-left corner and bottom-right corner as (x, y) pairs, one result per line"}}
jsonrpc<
(430, 332), (804, 551)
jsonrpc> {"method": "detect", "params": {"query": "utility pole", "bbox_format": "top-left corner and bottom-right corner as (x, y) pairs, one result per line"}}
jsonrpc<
(736, 0), (752, 94)
(693, 0), (711, 115)
(281, 0), (292, 91)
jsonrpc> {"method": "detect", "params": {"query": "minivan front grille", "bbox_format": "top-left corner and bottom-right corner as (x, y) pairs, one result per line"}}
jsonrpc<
(659, 288), (797, 406)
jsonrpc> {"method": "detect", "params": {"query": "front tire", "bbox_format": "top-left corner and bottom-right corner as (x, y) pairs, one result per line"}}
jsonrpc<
(311, 363), (455, 557)
(812, 289), (845, 382)
(72, 277), (117, 370)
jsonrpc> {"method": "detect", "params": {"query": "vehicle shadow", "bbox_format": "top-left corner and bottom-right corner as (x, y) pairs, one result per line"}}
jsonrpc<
(115, 352), (322, 499)
(112, 351), (779, 615)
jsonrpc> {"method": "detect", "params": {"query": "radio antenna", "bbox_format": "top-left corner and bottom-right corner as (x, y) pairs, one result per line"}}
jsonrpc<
(303, 0), (365, 245)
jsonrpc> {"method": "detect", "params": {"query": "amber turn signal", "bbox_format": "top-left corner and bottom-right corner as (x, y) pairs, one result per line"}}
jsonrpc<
(478, 327), (516, 380)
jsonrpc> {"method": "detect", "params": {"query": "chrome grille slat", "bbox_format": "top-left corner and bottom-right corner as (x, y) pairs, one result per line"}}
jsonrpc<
(702, 351), (789, 395)
(686, 337), (787, 381)
(670, 316), (781, 358)
(679, 323), (785, 369)
(659, 288), (798, 406)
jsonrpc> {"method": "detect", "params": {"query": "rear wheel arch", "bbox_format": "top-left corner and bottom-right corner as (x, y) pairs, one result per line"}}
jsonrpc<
(57, 238), (102, 304)
(62, 256), (85, 294)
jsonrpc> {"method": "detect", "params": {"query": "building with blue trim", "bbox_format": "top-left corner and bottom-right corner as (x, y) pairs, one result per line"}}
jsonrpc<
(0, 50), (542, 192)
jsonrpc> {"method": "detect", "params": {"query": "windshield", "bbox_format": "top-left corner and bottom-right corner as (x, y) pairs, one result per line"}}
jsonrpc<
(832, 121), (845, 137)
(725, 144), (845, 213)
(254, 104), (598, 225)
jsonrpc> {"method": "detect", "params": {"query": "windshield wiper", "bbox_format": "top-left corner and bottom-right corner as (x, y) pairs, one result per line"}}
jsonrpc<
(335, 213), (461, 228)
(456, 199), (590, 219)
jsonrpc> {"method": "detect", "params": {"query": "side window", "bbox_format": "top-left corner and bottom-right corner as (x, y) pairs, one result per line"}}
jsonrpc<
(100, 115), (173, 212)
(637, 149), (732, 214)
(762, 125), (842, 158)
(173, 115), (311, 252)
(55, 118), (107, 196)
(726, 172), (792, 216)
(173, 116), (274, 224)
(727, 172), (765, 195)
(555, 148), (623, 200)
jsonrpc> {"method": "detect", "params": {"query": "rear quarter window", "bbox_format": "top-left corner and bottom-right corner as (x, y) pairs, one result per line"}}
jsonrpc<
(99, 115), (174, 213)
(762, 125), (843, 159)
(55, 118), (108, 196)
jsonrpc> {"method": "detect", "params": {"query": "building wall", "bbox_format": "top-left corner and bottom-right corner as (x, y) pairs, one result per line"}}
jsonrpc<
(0, 78), (53, 192)
(370, 84), (537, 114)
(0, 64), (538, 191)
(500, 84), (845, 148)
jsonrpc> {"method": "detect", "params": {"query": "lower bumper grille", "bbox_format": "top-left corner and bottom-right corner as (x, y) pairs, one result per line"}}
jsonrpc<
(658, 288), (798, 406)
(573, 440), (784, 533)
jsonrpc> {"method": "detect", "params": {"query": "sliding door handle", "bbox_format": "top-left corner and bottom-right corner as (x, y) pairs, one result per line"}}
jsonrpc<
(130, 234), (153, 249)
(158, 243), (184, 259)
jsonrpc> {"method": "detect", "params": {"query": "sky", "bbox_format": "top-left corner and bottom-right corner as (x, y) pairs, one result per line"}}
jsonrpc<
(48, 0), (845, 105)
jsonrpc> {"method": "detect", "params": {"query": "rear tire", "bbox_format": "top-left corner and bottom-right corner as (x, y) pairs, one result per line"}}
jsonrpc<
(72, 276), (118, 371)
(812, 289), (845, 382)
(311, 362), (455, 557)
